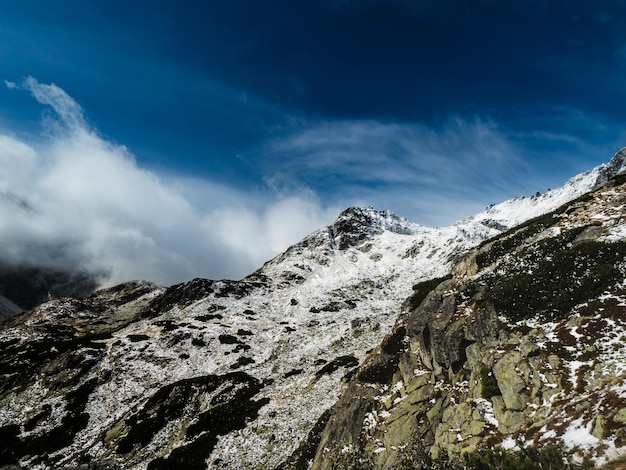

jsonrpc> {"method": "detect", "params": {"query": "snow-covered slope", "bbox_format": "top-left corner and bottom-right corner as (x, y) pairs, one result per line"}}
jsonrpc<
(463, 147), (626, 230)
(1, 149), (625, 469)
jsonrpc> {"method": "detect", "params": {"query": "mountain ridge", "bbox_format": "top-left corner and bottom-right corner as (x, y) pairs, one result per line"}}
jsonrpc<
(1, 149), (626, 469)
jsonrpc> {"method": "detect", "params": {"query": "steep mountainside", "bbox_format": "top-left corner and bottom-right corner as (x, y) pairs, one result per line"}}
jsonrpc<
(309, 174), (626, 469)
(1, 149), (626, 469)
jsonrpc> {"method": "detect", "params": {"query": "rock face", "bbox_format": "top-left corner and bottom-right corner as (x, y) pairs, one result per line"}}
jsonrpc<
(2, 150), (626, 469)
(308, 174), (626, 469)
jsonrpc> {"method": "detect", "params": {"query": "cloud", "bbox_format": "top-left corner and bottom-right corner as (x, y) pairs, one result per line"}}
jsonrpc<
(24, 77), (87, 131)
(263, 117), (530, 225)
(1, 78), (339, 286)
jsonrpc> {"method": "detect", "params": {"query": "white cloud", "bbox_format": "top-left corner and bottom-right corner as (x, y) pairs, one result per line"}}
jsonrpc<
(210, 193), (339, 256)
(24, 77), (87, 131)
(1, 78), (339, 286)
(0, 135), (40, 192)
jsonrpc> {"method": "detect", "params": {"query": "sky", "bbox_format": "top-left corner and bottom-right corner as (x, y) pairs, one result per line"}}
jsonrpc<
(1, 0), (626, 285)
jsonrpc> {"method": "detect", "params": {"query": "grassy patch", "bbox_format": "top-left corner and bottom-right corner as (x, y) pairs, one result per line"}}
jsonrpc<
(464, 445), (590, 470)
(477, 212), (560, 269)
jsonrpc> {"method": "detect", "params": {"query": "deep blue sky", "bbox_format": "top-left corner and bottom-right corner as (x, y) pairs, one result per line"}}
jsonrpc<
(1, 0), (626, 282)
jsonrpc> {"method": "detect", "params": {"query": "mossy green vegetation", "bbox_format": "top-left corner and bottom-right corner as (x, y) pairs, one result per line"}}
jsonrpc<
(476, 185), (606, 270)
(467, 222), (626, 322)
(476, 212), (559, 269)
(476, 213), (557, 269)
(339, 442), (589, 470)
(486, 238), (626, 322)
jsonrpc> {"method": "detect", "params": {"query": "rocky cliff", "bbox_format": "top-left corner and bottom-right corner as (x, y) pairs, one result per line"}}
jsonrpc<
(1, 150), (626, 469)
(308, 174), (626, 469)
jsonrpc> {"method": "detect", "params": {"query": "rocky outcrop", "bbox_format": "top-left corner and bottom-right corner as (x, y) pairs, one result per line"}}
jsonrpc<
(308, 176), (626, 469)
(330, 207), (422, 250)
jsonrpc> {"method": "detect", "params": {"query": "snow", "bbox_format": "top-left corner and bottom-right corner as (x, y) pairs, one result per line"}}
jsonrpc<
(473, 398), (499, 427)
(562, 418), (599, 449)
(540, 428), (557, 440)
(501, 437), (518, 450)
(601, 224), (626, 242)
(463, 166), (601, 230)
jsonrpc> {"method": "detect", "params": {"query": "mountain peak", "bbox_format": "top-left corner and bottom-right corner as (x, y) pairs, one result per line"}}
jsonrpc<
(597, 146), (626, 183)
(330, 206), (421, 250)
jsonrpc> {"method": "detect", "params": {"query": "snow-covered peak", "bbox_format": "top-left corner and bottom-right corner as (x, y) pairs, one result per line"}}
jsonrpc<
(333, 206), (422, 236)
(597, 146), (626, 181)
(329, 206), (424, 250)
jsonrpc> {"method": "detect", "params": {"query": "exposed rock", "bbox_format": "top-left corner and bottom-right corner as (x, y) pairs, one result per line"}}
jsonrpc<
(493, 352), (527, 411)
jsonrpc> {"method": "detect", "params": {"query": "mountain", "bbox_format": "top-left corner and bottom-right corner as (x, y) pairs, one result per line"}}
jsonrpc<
(0, 265), (98, 314)
(308, 172), (626, 469)
(1, 149), (626, 469)
(0, 294), (21, 323)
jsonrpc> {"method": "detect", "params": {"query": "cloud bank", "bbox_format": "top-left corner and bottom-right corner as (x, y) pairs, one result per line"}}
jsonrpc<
(1, 78), (339, 286)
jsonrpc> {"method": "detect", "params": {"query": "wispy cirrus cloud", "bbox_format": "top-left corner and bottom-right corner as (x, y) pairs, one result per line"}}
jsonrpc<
(263, 117), (530, 224)
(269, 118), (522, 180)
